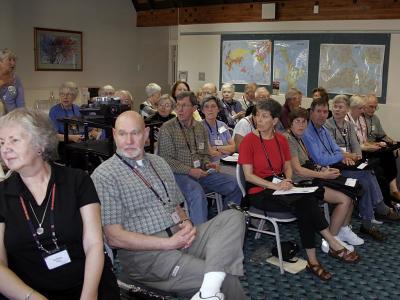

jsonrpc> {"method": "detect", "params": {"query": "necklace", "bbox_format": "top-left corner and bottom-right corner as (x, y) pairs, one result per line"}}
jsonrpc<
(28, 191), (52, 235)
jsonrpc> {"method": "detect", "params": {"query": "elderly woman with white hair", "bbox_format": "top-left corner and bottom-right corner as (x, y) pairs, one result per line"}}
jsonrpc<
(0, 109), (120, 300)
(220, 83), (245, 128)
(0, 48), (25, 113)
(49, 81), (83, 143)
(98, 84), (115, 97)
(114, 89), (134, 110)
(140, 82), (161, 118)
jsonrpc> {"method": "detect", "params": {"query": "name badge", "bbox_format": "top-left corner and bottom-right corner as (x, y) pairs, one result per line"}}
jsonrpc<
(218, 126), (227, 134)
(214, 139), (223, 146)
(340, 147), (347, 153)
(171, 211), (181, 224)
(193, 160), (201, 168)
(357, 162), (368, 170)
(198, 142), (205, 150)
(371, 125), (375, 131)
(43, 247), (71, 270)
(345, 178), (357, 187)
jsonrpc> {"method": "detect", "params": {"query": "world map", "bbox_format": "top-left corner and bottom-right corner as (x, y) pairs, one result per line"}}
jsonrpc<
(273, 40), (309, 95)
(222, 40), (272, 85)
(318, 44), (385, 96)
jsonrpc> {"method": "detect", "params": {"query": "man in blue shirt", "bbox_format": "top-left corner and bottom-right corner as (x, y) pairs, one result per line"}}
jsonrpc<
(303, 98), (400, 241)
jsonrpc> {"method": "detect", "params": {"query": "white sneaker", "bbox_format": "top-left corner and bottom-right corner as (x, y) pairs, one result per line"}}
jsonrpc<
(191, 292), (225, 300)
(337, 226), (365, 246)
(321, 237), (354, 254)
(371, 217), (383, 225)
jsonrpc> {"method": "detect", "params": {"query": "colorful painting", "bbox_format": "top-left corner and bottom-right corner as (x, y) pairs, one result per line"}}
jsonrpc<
(34, 27), (82, 71)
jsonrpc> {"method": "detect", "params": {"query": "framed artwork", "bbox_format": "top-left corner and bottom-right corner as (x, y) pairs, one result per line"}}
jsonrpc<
(34, 27), (82, 71)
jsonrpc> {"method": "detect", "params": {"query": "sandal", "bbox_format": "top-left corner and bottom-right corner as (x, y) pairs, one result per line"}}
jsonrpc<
(306, 261), (332, 281)
(329, 248), (360, 263)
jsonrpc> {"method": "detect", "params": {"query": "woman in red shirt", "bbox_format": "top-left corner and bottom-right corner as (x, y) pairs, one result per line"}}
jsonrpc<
(238, 99), (359, 281)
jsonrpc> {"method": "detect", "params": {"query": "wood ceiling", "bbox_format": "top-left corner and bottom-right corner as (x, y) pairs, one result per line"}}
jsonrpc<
(131, 0), (400, 27)
(131, 0), (270, 12)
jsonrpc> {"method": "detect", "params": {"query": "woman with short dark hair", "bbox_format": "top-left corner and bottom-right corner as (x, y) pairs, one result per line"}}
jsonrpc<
(238, 100), (359, 281)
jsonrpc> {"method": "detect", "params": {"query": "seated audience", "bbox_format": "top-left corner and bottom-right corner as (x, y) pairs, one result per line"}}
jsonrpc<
(158, 91), (242, 224)
(304, 98), (400, 241)
(361, 94), (400, 202)
(0, 109), (119, 300)
(0, 48), (25, 113)
(91, 111), (247, 300)
(115, 89), (134, 110)
(284, 107), (364, 253)
(280, 88), (302, 130)
(171, 80), (201, 121)
(140, 82), (161, 118)
(238, 100), (359, 282)
(201, 96), (235, 163)
(220, 83), (245, 128)
(49, 81), (83, 143)
(98, 84), (115, 97)
(238, 83), (257, 112)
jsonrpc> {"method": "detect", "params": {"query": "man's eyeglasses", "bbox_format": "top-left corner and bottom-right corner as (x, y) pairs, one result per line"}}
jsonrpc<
(176, 104), (193, 110)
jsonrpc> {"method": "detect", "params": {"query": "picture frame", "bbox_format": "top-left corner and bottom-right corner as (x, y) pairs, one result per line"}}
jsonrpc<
(34, 27), (83, 71)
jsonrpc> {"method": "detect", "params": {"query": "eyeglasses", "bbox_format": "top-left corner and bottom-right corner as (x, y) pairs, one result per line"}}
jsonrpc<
(292, 119), (307, 125)
(176, 104), (193, 110)
(158, 103), (172, 109)
(60, 92), (75, 97)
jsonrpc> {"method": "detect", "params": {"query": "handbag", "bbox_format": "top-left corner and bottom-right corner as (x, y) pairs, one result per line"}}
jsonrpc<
(271, 240), (299, 263)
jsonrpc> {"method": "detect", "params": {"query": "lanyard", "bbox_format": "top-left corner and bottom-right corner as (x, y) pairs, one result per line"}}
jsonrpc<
(204, 120), (221, 139)
(363, 114), (374, 138)
(177, 120), (198, 155)
(258, 131), (284, 176)
(333, 118), (351, 152)
(60, 103), (76, 117)
(311, 121), (334, 155)
(245, 116), (256, 130)
(19, 184), (59, 254)
(289, 130), (312, 161)
(116, 154), (171, 205)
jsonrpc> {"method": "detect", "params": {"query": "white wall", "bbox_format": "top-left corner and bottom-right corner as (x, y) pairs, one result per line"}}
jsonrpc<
(1, 0), (170, 110)
(177, 20), (400, 139)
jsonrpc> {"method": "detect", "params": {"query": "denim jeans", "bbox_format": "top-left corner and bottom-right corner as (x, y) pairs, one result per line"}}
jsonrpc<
(174, 172), (242, 224)
(342, 169), (382, 220)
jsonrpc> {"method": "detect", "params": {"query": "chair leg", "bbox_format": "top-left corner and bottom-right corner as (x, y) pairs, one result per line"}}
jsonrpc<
(216, 194), (223, 213)
(271, 220), (285, 274)
(255, 219), (266, 240)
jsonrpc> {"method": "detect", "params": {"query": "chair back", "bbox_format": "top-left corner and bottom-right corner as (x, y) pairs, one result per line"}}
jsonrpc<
(236, 164), (246, 197)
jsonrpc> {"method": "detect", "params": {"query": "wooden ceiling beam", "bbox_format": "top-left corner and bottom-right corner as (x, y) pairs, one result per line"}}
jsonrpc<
(136, 0), (400, 27)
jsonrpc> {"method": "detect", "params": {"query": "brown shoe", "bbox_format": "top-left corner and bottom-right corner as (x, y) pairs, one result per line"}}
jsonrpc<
(306, 261), (332, 281)
(375, 208), (400, 222)
(329, 248), (360, 263)
(359, 225), (387, 241)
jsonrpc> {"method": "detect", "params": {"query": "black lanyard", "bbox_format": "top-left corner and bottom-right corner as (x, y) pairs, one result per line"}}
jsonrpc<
(258, 131), (284, 176)
(245, 116), (256, 130)
(116, 154), (171, 205)
(60, 103), (76, 117)
(289, 130), (312, 160)
(333, 118), (351, 152)
(19, 184), (59, 254)
(177, 120), (198, 155)
(204, 120), (221, 139)
(311, 121), (334, 155)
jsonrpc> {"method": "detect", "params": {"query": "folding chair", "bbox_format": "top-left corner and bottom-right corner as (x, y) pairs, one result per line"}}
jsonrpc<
(236, 164), (297, 274)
